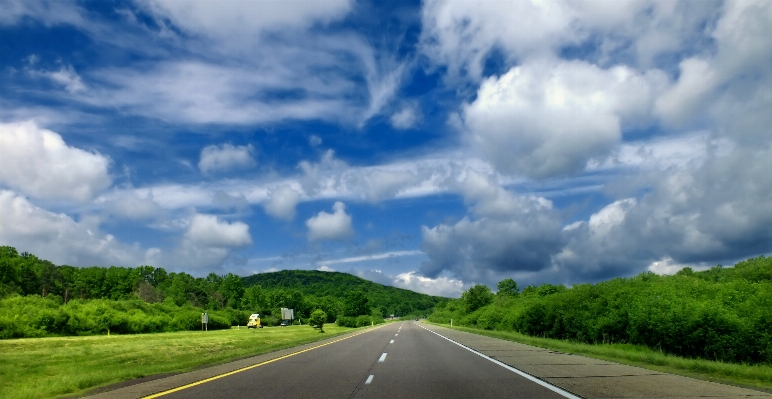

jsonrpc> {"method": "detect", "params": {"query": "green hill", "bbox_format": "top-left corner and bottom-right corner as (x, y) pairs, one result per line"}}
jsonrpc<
(242, 269), (444, 317)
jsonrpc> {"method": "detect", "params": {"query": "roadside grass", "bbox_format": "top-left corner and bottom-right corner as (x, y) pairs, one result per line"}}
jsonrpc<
(0, 325), (354, 399)
(426, 322), (772, 392)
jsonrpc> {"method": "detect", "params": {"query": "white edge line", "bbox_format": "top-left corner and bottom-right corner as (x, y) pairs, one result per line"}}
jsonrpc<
(378, 353), (387, 362)
(365, 375), (374, 384)
(418, 325), (582, 399)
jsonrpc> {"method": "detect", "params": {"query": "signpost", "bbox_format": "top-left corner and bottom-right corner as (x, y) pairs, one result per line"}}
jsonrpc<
(202, 312), (208, 331)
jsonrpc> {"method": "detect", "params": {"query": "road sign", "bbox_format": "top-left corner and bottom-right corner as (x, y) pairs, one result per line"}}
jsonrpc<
(281, 308), (294, 320)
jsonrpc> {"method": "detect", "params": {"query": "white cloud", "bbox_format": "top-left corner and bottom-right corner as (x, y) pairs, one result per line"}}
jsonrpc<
(100, 189), (162, 220)
(137, 0), (352, 43)
(199, 143), (256, 175)
(420, 0), (720, 81)
(393, 271), (464, 298)
(263, 185), (302, 221)
(185, 214), (252, 248)
(0, 189), (154, 267)
(308, 135), (322, 147)
(0, 121), (111, 202)
(318, 250), (423, 267)
(27, 64), (87, 93)
(390, 105), (418, 130)
(306, 201), (354, 242)
(462, 60), (667, 178)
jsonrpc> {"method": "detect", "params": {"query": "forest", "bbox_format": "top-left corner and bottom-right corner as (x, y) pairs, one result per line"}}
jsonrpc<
(429, 255), (772, 365)
(0, 246), (442, 338)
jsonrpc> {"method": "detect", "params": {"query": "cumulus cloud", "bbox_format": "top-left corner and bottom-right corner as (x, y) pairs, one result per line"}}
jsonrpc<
(462, 60), (666, 178)
(0, 189), (153, 267)
(185, 214), (252, 248)
(101, 189), (162, 220)
(306, 201), (354, 242)
(420, 172), (565, 282)
(393, 271), (464, 297)
(199, 143), (256, 175)
(263, 185), (302, 220)
(0, 121), (111, 202)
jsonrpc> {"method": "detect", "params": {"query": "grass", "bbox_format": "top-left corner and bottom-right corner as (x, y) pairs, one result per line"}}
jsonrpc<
(426, 322), (772, 392)
(0, 324), (355, 399)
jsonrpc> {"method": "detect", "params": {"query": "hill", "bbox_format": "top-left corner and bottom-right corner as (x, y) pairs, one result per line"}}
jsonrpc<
(242, 269), (444, 317)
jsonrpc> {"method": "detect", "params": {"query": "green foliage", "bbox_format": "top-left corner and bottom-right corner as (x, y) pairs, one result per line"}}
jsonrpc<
(461, 284), (493, 312)
(429, 256), (772, 365)
(242, 269), (443, 317)
(0, 295), (250, 338)
(496, 278), (519, 296)
(308, 309), (327, 332)
(343, 291), (370, 316)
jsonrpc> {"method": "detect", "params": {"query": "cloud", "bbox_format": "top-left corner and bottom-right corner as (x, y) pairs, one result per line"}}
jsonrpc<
(0, 121), (111, 202)
(420, 0), (720, 81)
(390, 106), (419, 130)
(420, 172), (565, 283)
(27, 64), (87, 93)
(137, 0), (352, 43)
(0, 189), (153, 267)
(393, 271), (464, 298)
(306, 201), (354, 242)
(199, 143), (256, 175)
(317, 250), (423, 267)
(263, 185), (302, 221)
(100, 189), (162, 221)
(462, 60), (667, 178)
(185, 214), (252, 248)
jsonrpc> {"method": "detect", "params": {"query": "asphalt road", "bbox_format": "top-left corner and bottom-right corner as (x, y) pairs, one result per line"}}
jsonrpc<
(154, 322), (572, 399)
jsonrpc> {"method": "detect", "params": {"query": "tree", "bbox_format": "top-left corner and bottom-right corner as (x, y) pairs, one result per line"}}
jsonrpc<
(496, 278), (519, 296)
(309, 309), (327, 332)
(461, 284), (493, 312)
(343, 291), (370, 316)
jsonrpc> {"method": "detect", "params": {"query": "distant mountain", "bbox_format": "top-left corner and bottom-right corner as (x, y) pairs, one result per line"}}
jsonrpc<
(242, 269), (446, 316)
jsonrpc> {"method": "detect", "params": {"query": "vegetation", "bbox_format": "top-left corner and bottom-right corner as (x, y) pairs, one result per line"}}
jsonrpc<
(429, 256), (772, 366)
(0, 324), (355, 399)
(0, 246), (436, 338)
(308, 309), (327, 332)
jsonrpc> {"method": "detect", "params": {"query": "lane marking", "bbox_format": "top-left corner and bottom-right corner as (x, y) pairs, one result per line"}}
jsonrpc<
(389, 339), (394, 343)
(418, 325), (582, 399)
(378, 353), (387, 362)
(365, 375), (374, 384)
(395, 333), (398, 336)
(141, 325), (386, 398)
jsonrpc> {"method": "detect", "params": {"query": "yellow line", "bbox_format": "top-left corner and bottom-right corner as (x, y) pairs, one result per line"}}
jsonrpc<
(142, 325), (385, 398)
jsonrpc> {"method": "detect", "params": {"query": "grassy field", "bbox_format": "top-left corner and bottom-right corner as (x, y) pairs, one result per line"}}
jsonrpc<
(0, 325), (355, 399)
(428, 322), (772, 392)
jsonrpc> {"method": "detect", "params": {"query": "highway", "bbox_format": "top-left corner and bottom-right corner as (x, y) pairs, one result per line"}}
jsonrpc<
(149, 322), (573, 399)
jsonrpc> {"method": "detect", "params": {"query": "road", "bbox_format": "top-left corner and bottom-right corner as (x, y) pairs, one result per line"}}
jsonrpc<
(150, 321), (573, 399)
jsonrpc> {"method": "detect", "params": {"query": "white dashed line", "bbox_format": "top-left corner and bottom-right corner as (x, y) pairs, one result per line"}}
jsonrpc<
(365, 375), (374, 384)
(390, 339), (394, 343)
(378, 353), (387, 362)
(395, 333), (398, 336)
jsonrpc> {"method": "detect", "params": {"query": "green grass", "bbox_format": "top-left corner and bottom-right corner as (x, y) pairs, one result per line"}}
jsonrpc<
(0, 325), (355, 399)
(427, 322), (772, 392)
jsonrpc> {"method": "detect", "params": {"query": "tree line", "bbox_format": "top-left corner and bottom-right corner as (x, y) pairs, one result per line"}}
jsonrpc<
(429, 256), (772, 365)
(1, 246), (434, 338)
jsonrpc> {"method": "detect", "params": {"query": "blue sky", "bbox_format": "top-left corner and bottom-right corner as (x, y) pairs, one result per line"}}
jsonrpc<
(1, 0), (771, 297)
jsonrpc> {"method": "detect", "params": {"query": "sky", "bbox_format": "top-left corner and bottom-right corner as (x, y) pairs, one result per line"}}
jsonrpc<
(1, 0), (771, 298)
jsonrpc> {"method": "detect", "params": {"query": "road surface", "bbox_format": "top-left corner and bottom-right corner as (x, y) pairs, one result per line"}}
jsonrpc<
(148, 321), (571, 399)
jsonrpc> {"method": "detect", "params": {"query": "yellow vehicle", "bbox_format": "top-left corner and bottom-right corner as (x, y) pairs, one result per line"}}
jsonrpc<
(247, 313), (263, 328)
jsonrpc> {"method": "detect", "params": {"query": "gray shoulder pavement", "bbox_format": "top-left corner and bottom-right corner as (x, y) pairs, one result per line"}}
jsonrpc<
(421, 323), (771, 399)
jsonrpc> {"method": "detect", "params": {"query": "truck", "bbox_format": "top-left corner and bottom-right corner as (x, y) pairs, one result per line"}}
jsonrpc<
(247, 313), (263, 328)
